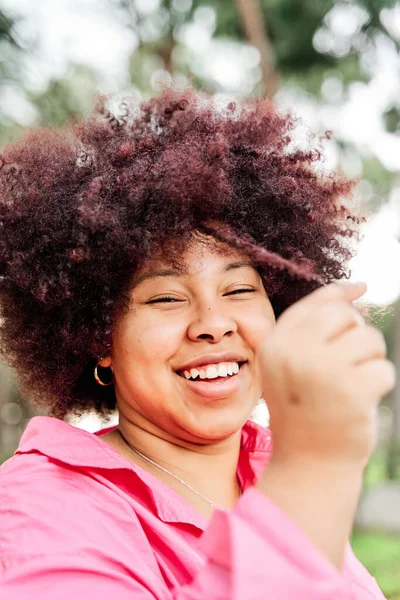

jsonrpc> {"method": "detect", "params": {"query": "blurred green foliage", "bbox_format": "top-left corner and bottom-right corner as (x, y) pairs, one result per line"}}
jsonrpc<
(0, 10), (20, 50)
(0, 0), (398, 204)
(351, 530), (400, 598)
(0, 1), (398, 116)
(364, 447), (400, 488)
(133, 0), (399, 95)
(0, 452), (12, 465)
(0, 10), (23, 84)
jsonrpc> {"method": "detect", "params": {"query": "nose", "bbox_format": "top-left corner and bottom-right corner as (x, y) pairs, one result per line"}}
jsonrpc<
(187, 305), (237, 343)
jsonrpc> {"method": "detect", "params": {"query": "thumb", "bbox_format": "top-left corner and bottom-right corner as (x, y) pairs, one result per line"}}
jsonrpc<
(336, 281), (367, 302)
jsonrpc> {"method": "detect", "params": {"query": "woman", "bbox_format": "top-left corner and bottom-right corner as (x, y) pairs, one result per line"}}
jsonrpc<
(0, 86), (394, 599)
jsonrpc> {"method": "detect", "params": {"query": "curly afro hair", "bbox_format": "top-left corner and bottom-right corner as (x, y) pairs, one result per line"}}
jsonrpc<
(0, 85), (364, 421)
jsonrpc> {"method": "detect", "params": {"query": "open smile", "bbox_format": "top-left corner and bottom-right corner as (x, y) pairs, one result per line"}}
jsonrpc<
(176, 362), (247, 400)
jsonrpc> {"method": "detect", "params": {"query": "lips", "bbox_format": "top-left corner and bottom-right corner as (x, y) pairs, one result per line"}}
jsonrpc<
(177, 361), (248, 400)
(175, 352), (248, 373)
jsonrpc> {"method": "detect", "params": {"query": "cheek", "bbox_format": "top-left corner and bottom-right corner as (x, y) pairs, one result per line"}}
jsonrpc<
(114, 315), (185, 364)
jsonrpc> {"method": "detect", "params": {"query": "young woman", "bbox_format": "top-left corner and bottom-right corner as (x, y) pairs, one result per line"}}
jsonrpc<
(0, 86), (394, 598)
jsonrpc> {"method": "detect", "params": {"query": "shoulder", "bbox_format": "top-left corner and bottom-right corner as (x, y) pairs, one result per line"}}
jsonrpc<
(0, 452), (167, 599)
(0, 451), (147, 563)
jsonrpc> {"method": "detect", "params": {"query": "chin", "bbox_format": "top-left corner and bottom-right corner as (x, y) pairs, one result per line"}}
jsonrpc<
(182, 401), (254, 443)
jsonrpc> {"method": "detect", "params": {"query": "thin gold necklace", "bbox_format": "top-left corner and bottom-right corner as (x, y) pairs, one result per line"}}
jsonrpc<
(117, 429), (241, 513)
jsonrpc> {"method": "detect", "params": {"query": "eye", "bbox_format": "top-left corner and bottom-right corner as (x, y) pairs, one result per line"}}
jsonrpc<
(147, 296), (181, 304)
(226, 288), (255, 295)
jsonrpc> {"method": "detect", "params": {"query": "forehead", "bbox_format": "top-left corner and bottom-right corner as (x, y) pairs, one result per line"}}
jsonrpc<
(132, 239), (255, 287)
(178, 239), (247, 270)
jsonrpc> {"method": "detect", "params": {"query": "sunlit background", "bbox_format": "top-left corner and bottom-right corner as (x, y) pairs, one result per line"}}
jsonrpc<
(1, 1), (400, 592)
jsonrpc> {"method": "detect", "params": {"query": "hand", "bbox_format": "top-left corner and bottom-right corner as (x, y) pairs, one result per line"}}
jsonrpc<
(259, 282), (396, 467)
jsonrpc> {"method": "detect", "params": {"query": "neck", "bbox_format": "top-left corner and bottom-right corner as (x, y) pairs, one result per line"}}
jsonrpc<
(111, 413), (243, 512)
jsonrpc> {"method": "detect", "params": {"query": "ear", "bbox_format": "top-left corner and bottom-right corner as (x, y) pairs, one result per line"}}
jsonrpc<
(98, 356), (112, 368)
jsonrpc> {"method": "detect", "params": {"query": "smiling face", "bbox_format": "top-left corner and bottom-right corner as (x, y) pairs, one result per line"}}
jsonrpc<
(106, 237), (276, 444)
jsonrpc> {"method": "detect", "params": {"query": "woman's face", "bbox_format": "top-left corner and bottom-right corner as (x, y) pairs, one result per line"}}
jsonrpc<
(107, 238), (276, 443)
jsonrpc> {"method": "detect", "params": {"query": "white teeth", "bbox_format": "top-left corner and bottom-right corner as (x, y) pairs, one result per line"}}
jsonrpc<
(182, 361), (241, 380)
(206, 366), (219, 379)
(217, 363), (228, 377)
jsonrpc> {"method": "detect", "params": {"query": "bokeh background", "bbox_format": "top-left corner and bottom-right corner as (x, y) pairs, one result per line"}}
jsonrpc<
(0, 0), (400, 595)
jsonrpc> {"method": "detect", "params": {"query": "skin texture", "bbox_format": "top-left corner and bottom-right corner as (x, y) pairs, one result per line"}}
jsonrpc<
(258, 283), (390, 465)
(254, 281), (395, 569)
(98, 238), (275, 516)
(107, 239), (275, 441)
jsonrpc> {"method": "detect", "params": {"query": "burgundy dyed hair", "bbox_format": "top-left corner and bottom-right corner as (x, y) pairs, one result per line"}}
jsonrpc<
(0, 85), (363, 420)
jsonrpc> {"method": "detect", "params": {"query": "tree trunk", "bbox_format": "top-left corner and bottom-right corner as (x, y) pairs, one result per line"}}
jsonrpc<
(234, 0), (279, 97)
(158, 40), (174, 75)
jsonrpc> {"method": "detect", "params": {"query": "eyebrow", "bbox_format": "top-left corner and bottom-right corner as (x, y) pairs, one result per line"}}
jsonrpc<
(131, 260), (255, 288)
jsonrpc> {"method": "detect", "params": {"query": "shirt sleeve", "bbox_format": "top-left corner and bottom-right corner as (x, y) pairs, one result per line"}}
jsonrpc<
(1, 551), (161, 600)
(0, 456), (169, 600)
(175, 487), (386, 600)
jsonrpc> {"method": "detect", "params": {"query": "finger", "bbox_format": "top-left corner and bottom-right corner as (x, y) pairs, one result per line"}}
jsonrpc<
(278, 282), (367, 330)
(355, 359), (396, 402)
(329, 325), (387, 364)
(294, 299), (365, 343)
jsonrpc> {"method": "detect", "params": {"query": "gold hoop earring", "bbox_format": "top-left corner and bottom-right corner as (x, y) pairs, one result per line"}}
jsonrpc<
(94, 360), (114, 387)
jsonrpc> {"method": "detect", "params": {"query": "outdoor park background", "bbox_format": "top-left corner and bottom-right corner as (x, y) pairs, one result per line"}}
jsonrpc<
(0, 0), (399, 596)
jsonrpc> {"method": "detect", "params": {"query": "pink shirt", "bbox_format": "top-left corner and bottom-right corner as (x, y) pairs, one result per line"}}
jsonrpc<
(0, 416), (384, 599)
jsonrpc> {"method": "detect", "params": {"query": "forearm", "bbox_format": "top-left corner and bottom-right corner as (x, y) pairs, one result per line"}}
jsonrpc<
(256, 455), (364, 571)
